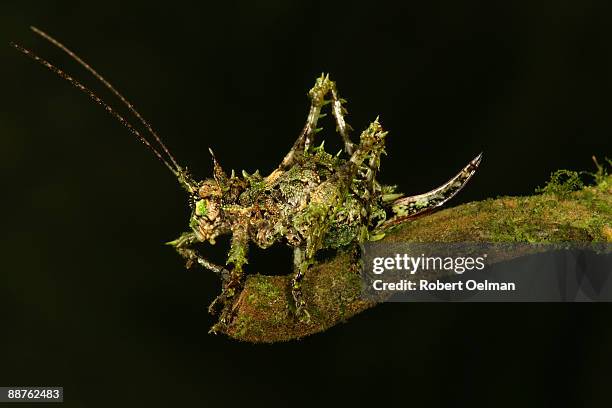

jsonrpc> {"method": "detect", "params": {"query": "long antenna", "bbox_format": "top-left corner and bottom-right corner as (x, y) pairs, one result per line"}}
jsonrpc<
(11, 42), (179, 176)
(29, 26), (182, 171)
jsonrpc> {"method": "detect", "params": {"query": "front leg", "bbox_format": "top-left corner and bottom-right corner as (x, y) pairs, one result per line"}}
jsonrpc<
(269, 74), (354, 183)
(291, 201), (332, 323)
(167, 232), (230, 281)
(210, 225), (250, 331)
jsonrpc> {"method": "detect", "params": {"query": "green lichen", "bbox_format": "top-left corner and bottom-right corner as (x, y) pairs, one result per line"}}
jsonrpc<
(248, 275), (282, 304)
(536, 169), (584, 197)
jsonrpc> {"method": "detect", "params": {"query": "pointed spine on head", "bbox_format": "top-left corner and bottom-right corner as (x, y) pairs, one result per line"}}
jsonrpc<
(209, 148), (229, 190)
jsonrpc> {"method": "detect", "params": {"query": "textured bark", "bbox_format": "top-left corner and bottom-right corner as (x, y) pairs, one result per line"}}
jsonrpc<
(222, 176), (611, 343)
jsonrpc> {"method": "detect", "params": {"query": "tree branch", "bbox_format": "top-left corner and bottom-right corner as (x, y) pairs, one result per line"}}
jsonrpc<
(222, 175), (611, 343)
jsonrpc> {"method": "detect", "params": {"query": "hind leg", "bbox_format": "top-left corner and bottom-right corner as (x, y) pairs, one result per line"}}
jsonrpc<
(167, 232), (230, 280)
(270, 74), (354, 181)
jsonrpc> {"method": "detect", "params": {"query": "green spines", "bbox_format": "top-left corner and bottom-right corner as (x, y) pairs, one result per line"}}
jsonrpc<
(308, 73), (332, 104)
(238, 170), (266, 204)
(349, 119), (387, 167)
(305, 141), (342, 172)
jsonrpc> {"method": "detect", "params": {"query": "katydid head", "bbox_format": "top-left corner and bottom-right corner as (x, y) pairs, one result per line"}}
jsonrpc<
(186, 150), (232, 244)
(188, 179), (226, 244)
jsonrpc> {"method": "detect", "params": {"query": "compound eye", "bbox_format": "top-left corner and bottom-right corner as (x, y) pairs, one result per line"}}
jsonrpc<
(195, 199), (208, 217)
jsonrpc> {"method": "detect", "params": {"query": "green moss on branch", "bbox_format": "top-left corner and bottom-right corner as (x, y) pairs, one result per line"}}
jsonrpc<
(222, 175), (611, 343)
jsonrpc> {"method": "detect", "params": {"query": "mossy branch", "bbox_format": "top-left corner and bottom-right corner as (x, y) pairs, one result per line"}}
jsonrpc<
(222, 174), (611, 343)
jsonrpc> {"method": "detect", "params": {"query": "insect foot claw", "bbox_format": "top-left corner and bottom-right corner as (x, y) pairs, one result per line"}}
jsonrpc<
(208, 321), (225, 335)
(208, 282), (239, 314)
(207, 295), (224, 315)
(291, 282), (312, 323)
(296, 306), (311, 324)
(209, 301), (238, 334)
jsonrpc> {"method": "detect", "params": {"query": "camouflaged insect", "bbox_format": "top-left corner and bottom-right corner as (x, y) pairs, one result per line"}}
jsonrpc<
(14, 30), (481, 333)
(166, 75), (481, 331)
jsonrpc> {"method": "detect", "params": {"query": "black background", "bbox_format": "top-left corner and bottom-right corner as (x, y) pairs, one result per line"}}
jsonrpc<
(1, 1), (611, 406)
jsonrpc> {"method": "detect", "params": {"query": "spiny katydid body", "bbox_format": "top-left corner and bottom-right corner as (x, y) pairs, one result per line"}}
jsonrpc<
(13, 28), (482, 333)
